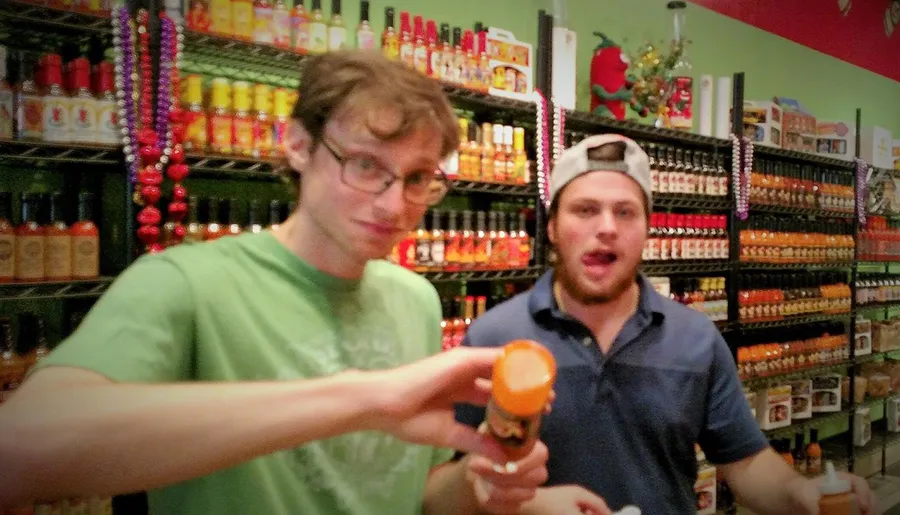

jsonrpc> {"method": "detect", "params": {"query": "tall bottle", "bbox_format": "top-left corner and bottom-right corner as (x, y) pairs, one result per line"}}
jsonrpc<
(252, 0), (274, 45)
(204, 197), (224, 241)
(253, 84), (273, 158)
(271, 0), (291, 48)
(231, 81), (254, 156)
(291, 0), (311, 53)
(307, 0), (328, 54)
(246, 199), (264, 233)
(460, 210), (475, 268)
(666, 1), (692, 131)
(268, 200), (282, 230)
(224, 198), (242, 236)
(207, 78), (233, 154)
(71, 192), (99, 279)
(0, 318), (24, 405)
(40, 54), (70, 143)
(327, 0), (347, 52)
(517, 212), (530, 267)
(184, 196), (205, 243)
(451, 27), (464, 85)
(15, 52), (42, 141)
(182, 74), (207, 152)
(0, 192), (12, 282)
(44, 192), (72, 281)
(355, 0), (375, 50)
(381, 7), (399, 60)
(93, 61), (118, 145)
(425, 20), (439, 78)
(271, 87), (291, 155)
(68, 58), (98, 144)
(429, 210), (445, 271)
(211, 0), (233, 36)
(232, 0), (254, 41)
(15, 193), (44, 282)
(443, 210), (460, 272)
(398, 11), (414, 67)
(438, 23), (452, 82)
(412, 15), (427, 74)
(0, 46), (12, 139)
(817, 461), (857, 515)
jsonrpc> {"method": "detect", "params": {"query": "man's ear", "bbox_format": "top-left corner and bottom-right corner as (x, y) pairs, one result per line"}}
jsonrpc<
(283, 120), (313, 173)
(547, 216), (557, 247)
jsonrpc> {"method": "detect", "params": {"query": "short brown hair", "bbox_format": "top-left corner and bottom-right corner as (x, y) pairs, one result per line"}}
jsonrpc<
(279, 50), (460, 193)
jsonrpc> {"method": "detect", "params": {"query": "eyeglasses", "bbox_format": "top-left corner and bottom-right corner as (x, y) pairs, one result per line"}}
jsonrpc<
(321, 137), (451, 207)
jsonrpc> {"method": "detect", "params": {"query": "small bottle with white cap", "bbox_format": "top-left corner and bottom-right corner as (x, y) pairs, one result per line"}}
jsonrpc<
(817, 461), (859, 515)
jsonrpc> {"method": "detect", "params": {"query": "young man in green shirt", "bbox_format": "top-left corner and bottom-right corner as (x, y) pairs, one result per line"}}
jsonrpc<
(0, 51), (549, 515)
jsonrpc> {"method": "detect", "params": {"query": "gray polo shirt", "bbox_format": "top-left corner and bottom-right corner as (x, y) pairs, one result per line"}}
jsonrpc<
(455, 271), (768, 514)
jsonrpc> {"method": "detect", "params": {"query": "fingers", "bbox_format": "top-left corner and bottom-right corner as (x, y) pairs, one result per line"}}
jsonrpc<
(439, 421), (507, 464)
(472, 477), (537, 514)
(576, 494), (613, 515)
(468, 455), (549, 488)
(849, 475), (878, 515)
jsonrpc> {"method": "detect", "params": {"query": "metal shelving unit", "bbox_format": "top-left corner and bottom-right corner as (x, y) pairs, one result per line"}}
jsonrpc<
(0, 277), (115, 301)
(422, 267), (544, 283)
(653, 193), (731, 211)
(738, 261), (854, 271)
(0, 139), (121, 166)
(735, 312), (854, 332)
(641, 260), (731, 275)
(748, 203), (855, 219)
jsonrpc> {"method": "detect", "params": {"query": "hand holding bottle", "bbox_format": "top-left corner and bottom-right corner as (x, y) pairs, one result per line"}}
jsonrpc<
(517, 485), (613, 515)
(789, 462), (879, 515)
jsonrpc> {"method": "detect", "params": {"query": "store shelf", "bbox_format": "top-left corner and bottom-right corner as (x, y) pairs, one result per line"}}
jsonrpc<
(858, 261), (900, 268)
(641, 260), (731, 275)
(449, 180), (538, 197)
(422, 266), (544, 283)
(737, 312), (852, 331)
(653, 193), (731, 211)
(0, 1), (110, 37)
(442, 85), (536, 117)
(753, 145), (856, 169)
(764, 408), (851, 439)
(0, 277), (115, 301)
(738, 261), (854, 271)
(563, 109), (728, 148)
(749, 203), (854, 219)
(853, 350), (900, 365)
(0, 139), (121, 165)
(856, 302), (900, 315)
(742, 360), (853, 391)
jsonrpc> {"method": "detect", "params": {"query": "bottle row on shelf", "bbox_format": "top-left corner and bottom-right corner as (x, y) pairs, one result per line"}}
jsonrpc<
(647, 276), (728, 323)
(858, 216), (900, 263)
(739, 217), (856, 264)
(736, 325), (850, 381)
(439, 283), (531, 351)
(389, 209), (532, 272)
(0, 47), (119, 145)
(855, 275), (900, 306)
(0, 191), (100, 284)
(748, 160), (855, 214)
(642, 213), (730, 262)
(14, 0), (113, 16)
(646, 144), (729, 197)
(446, 119), (531, 185)
(158, 196), (294, 247)
(773, 430), (823, 478)
(736, 272), (852, 322)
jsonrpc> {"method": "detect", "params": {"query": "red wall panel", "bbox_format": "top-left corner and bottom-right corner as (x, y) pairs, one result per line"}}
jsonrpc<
(688, 0), (900, 82)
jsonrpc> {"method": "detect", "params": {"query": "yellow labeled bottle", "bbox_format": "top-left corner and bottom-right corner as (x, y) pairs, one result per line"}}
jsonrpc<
(207, 78), (233, 155)
(182, 74), (207, 152)
(232, 81), (254, 156)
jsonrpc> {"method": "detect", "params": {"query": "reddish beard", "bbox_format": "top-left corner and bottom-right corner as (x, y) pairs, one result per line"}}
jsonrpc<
(554, 249), (639, 306)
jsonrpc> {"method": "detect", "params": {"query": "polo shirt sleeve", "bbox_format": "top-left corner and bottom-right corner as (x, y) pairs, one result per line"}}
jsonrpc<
(697, 331), (769, 465)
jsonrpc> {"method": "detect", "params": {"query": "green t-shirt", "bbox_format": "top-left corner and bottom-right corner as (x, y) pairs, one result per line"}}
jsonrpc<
(38, 231), (454, 515)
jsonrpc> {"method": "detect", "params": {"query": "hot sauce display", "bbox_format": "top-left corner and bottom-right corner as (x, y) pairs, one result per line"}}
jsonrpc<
(748, 160), (855, 214)
(855, 274), (900, 306)
(737, 272), (851, 323)
(645, 144), (728, 197)
(446, 119), (532, 185)
(735, 323), (849, 381)
(642, 213), (729, 261)
(859, 215), (900, 262)
(739, 216), (855, 264)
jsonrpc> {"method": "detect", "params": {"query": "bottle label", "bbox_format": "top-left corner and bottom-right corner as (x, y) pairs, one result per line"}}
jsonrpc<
(293, 18), (311, 52)
(232, 117), (254, 154)
(485, 399), (539, 449)
(44, 234), (72, 279)
(272, 10), (291, 48)
(328, 26), (347, 52)
(445, 235), (461, 266)
(460, 237), (475, 265)
(382, 37), (399, 60)
(491, 238), (509, 268)
(519, 240), (530, 267)
(0, 233), (13, 278)
(232, 0), (253, 39)
(185, 111), (208, 152)
(430, 240), (445, 268)
(15, 234), (44, 280)
(209, 115), (233, 153)
(474, 236), (489, 265)
(273, 119), (288, 148)
(254, 119), (274, 157)
(399, 42), (415, 67)
(252, 6), (274, 44)
(211, 0), (232, 35)
(413, 46), (428, 74)
(357, 30), (376, 51)
(70, 97), (98, 143)
(415, 238), (431, 268)
(96, 100), (119, 144)
(72, 235), (99, 278)
(309, 22), (328, 54)
(42, 96), (70, 142)
(186, 0), (212, 32)
(397, 237), (415, 269)
(0, 89), (13, 139)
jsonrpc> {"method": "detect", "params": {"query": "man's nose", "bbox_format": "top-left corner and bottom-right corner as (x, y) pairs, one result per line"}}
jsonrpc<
(372, 179), (406, 217)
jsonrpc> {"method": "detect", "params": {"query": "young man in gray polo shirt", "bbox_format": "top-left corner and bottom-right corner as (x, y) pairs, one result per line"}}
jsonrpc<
(455, 134), (878, 515)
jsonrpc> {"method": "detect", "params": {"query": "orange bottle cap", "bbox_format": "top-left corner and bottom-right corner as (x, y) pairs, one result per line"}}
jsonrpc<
(492, 339), (556, 418)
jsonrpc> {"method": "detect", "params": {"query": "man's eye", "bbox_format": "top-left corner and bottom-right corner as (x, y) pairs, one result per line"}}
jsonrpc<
(405, 172), (429, 185)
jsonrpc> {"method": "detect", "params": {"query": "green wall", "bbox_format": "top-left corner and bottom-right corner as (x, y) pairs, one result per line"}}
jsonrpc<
(352, 0), (900, 134)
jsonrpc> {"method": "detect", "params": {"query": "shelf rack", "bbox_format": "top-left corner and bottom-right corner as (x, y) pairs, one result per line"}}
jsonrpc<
(0, 139), (121, 166)
(0, 277), (115, 301)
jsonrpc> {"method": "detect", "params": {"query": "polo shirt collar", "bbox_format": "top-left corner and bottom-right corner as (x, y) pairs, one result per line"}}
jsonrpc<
(528, 269), (666, 325)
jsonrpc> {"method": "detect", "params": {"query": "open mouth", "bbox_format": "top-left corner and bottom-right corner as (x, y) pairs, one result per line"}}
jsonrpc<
(582, 251), (618, 267)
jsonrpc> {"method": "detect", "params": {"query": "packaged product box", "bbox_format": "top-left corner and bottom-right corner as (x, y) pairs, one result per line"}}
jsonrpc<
(886, 396), (900, 432)
(774, 97), (817, 153)
(694, 465), (717, 515)
(860, 126), (894, 170)
(789, 379), (813, 420)
(856, 317), (872, 357)
(811, 374), (842, 413)
(485, 27), (533, 103)
(757, 385), (792, 429)
(854, 406), (872, 447)
(816, 121), (855, 161)
(740, 100), (782, 148)
(893, 140), (900, 170)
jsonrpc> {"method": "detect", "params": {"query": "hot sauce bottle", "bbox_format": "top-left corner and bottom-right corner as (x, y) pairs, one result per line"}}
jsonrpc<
(398, 11), (414, 68)
(0, 192), (13, 282)
(443, 210), (460, 272)
(69, 58), (97, 144)
(43, 192), (71, 281)
(232, 0), (254, 41)
(184, 196), (205, 243)
(224, 198), (242, 236)
(513, 127), (527, 184)
(15, 52), (42, 141)
(0, 318), (24, 405)
(452, 27), (465, 86)
(460, 210), (475, 268)
(207, 78), (233, 154)
(268, 199), (282, 230)
(327, 0), (347, 52)
(477, 28), (491, 94)
(493, 212), (509, 269)
(252, 0), (275, 45)
(15, 193), (44, 282)
(474, 211), (489, 269)
(271, 0), (291, 48)
(291, 0), (311, 53)
(271, 87), (291, 155)
(425, 20), (439, 78)
(355, 0), (375, 50)
(807, 428), (822, 475)
(486, 211), (499, 269)
(40, 54), (70, 143)
(71, 192), (99, 279)
(204, 197), (224, 240)
(307, 0), (328, 54)
(413, 218), (431, 272)
(182, 75), (207, 152)
(412, 15), (427, 75)
(464, 29), (477, 90)
(93, 62), (118, 145)
(485, 340), (557, 463)
(492, 124), (506, 183)
(231, 81), (254, 156)
(429, 210), (445, 271)
(252, 84), (273, 158)
(211, 0), (233, 36)
(506, 213), (521, 269)
(480, 123), (494, 182)
(381, 7), (399, 60)
(187, 0), (213, 32)
(245, 199), (264, 233)
(438, 23), (453, 82)
(517, 212), (530, 267)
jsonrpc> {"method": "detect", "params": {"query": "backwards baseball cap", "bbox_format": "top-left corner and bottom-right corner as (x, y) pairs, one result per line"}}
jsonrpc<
(549, 134), (652, 209)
